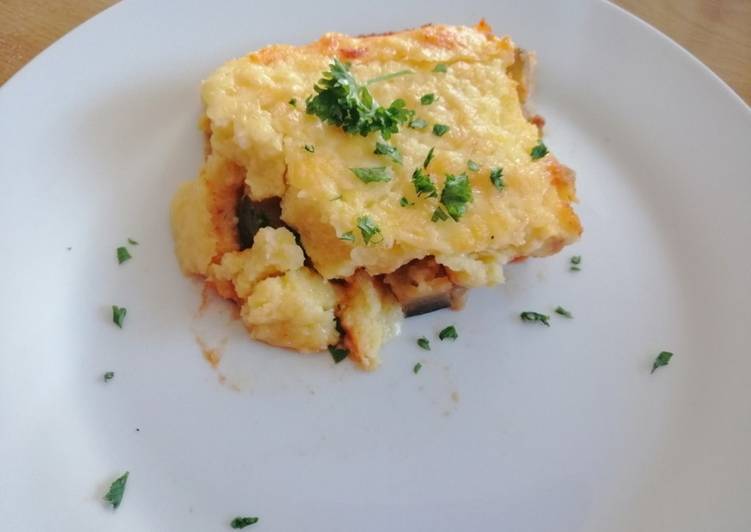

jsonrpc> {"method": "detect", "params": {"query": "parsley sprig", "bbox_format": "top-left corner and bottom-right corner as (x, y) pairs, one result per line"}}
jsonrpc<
(439, 174), (472, 221)
(306, 59), (414, 139)
(328, 345), (349, 364)
(103, 472), (129, 509)
(651, 351), (674, 373)
(231, 516), (260, 528)
(374, 141), (402, 164)
(438, 325), (458, 341)
(520, 311), (550, 326)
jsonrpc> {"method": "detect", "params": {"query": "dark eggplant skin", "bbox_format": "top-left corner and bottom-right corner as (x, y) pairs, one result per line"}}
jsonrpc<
(383, 257), (468, 318)
(402, 292), (452, 317)
(236, 195), (282, 249)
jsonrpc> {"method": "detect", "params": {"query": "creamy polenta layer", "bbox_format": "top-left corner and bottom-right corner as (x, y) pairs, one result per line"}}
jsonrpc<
(171, 22), (582, 369)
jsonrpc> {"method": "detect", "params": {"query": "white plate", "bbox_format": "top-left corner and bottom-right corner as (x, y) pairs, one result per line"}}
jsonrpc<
(1, 1), (750, 530)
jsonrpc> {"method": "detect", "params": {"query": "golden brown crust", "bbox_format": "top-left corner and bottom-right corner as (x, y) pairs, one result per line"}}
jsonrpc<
(205, 161), (245, 260)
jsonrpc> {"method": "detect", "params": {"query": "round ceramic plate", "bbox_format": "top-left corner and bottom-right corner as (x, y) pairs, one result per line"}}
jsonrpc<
(1, 1), (749, 530)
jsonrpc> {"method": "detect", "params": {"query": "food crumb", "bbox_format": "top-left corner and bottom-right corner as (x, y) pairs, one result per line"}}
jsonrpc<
(196, 336), (222, 368)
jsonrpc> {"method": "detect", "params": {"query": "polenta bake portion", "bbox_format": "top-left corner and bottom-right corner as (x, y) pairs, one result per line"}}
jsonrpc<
(171, 22), (581, 369)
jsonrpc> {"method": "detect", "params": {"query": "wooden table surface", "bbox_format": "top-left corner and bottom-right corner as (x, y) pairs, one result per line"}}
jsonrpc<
(1, 0), (750, 104)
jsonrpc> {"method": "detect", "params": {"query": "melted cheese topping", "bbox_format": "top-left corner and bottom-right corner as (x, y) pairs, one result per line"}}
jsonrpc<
(200, 23), (581, 280)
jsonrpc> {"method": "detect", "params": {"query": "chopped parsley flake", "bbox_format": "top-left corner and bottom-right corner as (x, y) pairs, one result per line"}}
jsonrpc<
(417, 337), (431, 350)
(366, 69), (414, 85)
(399, 197), (414, 207)
(467, 160), (480, 172)
(438, 325), (458, 341)
(127, 238), (138, 245)
(412, 168), (437, 197)
(116, 246), (131, 264)
(555, 306), (573, 318)
(304, 144), (315, 153)
(328, 345), (349, 364)
(103, 472), (129, 509)
(112, 305), (127, 328)
(357, 215), (383, 245)
(413, 362), (423, 374)
(651, 351), (674, 374)
(230, 516), (260, 529)
(432, 123), (450, 137)
(104, 371), (115, 382)
(306, 59), (414, 139)
(530, 140), (549, 160)
(409, 118), (428, 129)
(431, 207), (449, 222)
(489, 167), (504, 190)
(374, 141), (402, 164)
(420, 93), (436, 105)
(439, 173), (473, 221)
(351, 166), (392, 183)
(570, 255), (582, 271)
(520, 311), (550, 326)
(423, 147), (435, 169)
(339, 231), (355, 242)
(433, 63), (448, 73)
(288, 98), (297, 106)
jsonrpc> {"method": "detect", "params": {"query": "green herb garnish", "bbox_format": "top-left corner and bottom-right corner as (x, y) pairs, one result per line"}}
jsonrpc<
(467, 160), (480, 172)
(413, 362), (423, 374)
(306, 59), (414, 139)
(104, 371), (114, 382)
(651, 351), (674, 374)
(570, 255), (581, 271)
(374, 141), (402, 164)
(304, 144), (315, 153)
(423, 147), (435, 169)
(420, 93), (436, 105)
(366, 69), (414, 85)
(127, 238), (138, 245)
(432, 124), (450, 137)
(399, 197), (414, 207)
(438, 325), (458, 341)
(230, 516), (260, 529)
(112, 306), (127, 328)
(431, 207), (449, 222)
(555, 306), (573, 318)
(417, 337), (431, 350)
(328, 345), (349, 364)
(357, 215), (383, 245)
(439, 173), (472, 221)
(351, 166), (392, 183)
(530, 140), (549, 160)
(339, 231), (355, 242)
(520, 311), (550, 326)
(409, 118), (427, 129)
(412, 168), (437, 197)
(433, 63), (448, 73)
(489, 167), (504, 190)
(289, 98), (297, 106)
(116, 246), (131, 264)
(103, 472), (129, 509)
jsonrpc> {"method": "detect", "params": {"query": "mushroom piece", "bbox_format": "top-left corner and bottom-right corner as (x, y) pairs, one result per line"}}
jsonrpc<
(383, 257), (467, 317)
(236, 195), (283, 249)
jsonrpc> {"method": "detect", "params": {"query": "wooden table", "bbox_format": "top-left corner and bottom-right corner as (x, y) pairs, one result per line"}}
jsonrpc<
(1, 0), (750, 104)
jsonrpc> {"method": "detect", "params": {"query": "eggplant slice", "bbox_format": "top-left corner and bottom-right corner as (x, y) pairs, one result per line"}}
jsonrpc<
(383, 257), (467, 317)
(236, 195), (283, 249)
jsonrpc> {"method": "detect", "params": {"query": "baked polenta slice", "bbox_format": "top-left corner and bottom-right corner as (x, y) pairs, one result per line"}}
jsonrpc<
(171, 21), (582, 369)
